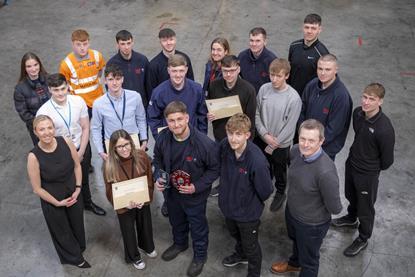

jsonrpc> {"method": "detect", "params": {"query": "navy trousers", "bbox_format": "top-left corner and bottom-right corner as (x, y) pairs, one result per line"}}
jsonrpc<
(286, 208), (330, 277)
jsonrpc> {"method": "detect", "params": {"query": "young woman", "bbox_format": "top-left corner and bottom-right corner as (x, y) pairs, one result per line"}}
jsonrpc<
(27, 115), (89, 268)
(104, 129), (156, 270)
(202, 37), (230, 92)
(14, 52), (50, 145)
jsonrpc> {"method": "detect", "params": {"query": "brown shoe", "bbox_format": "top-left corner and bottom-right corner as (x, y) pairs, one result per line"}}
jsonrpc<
(270, 261), (301, 274)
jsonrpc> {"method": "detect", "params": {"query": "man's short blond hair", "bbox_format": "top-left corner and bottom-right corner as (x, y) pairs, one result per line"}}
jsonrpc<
(226, 113), (251, 133)
(71, 29), (89, 42)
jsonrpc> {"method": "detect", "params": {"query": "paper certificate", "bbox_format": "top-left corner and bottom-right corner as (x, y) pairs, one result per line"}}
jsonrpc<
(112, 176), (150, 210)
(157, 126), (168, 134)
(206, 95), (243, 120)
(105, 133), (140, 152)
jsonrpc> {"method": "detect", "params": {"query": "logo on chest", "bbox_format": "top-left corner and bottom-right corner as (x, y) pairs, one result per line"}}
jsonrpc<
(239, 167), (248, 175)
(135, 68), (143, 75)
(185, 156), (197, 162)
(322, 107), (330, 114)
(368, 127), (374, 133)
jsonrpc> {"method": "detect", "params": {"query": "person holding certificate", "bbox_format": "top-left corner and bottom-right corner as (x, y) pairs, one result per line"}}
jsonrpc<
(103, 129), (156, 271)
(27, 115), (90, 268)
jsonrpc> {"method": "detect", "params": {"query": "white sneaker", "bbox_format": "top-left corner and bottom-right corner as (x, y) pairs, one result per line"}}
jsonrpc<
(146, 250), (158, 258)
(133, 260), (146, 270)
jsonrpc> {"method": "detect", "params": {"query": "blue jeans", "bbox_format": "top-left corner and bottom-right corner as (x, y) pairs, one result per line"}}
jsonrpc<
(286, 208), (330, 277)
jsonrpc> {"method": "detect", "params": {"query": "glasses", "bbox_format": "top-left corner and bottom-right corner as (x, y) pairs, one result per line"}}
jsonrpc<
(222, 67), (239, 75)
(115, 142), (131, 151)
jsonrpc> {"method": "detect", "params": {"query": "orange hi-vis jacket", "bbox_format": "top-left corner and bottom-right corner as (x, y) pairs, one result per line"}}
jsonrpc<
(59, 49), (106, 108)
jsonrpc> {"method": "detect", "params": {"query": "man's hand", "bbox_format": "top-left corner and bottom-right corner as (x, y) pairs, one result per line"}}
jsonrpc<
(178, 183), (196, 194)
(155, 178), (166, 192)
(207, 112), (216, 122)
(77, 149), (85, 162)
(140, 141), (148, 151)
(264, 134), (279, 149)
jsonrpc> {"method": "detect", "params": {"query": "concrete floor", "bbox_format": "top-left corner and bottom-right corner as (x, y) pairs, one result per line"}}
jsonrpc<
(1, 0), (414, 276)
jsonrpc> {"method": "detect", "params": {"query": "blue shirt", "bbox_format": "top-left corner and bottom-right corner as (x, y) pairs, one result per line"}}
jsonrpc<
(91, 89), (147, 154)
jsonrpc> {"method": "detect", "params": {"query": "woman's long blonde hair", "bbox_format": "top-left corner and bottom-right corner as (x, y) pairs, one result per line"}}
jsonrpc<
(104, 129), (141, 183)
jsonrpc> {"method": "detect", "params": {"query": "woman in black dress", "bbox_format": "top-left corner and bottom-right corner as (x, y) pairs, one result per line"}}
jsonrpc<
(27, 115), (90, 268)
(14, 52), (50, 145)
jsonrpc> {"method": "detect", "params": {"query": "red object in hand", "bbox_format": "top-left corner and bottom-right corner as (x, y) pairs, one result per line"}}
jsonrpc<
(170, 170), (191, 190)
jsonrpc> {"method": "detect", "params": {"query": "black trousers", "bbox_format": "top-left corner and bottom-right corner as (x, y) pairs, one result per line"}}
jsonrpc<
(117, 205), (155, 263)
(80, 142), (92, 206)
(225, 218), (262, 277)
(254, 137), (290, 194)
(345, 160), (380, 241)
(286, 208), (329, 277)
(41, 196), (86, 265)
(167, 194), (209, 262)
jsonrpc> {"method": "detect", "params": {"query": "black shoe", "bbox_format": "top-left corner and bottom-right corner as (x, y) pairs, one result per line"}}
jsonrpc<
(210, 185), (219, 197)
(161, 201), (169, 217)
(343, 237), (368, 257)
(187, 260), (205, 277)
(88, 165), (94, 174)
(332, 215), (358, 228)
(270, 192), (286, 212)
(222, 253), (248, 267)
(161, 244), (188, 261)
(84, 202), (106, 216)
(76, 260), (91, 268)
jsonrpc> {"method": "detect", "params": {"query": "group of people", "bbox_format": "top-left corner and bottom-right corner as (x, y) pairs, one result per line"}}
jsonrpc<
(14, 12), (395, 277)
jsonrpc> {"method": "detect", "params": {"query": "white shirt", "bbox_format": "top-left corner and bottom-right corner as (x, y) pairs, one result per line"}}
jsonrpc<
(37, 95), (88, 149)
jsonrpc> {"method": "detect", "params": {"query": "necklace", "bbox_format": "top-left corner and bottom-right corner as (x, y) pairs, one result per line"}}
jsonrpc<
(38, 138), (57, 153)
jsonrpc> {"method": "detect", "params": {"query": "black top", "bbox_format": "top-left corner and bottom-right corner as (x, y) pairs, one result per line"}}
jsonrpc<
(348, 107), (395, 174)
(31, 136), (76, 200)
(170, 136), (190, 172)
(207, 77), (256, 141)
(288, 39), (329, 96)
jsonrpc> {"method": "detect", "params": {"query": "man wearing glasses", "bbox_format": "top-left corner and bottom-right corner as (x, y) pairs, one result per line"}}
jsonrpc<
(207, 55), (256, 196)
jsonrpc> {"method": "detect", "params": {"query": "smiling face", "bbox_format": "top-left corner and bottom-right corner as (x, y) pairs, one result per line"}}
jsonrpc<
(114, 137), (132, 159)
(211, 42), (228, 62)
(226, 129), (250, 154)
(303, 23), (321, 45)
(117, 38), (134, 59)
(49, 83), (69, 105)
(298, 128), (324, 158)
(166, 112), (189, 139)
(25, 58), (40, 80)
(249, 33), (266, 56)
(168, 65), (188, 88)
(105, 73), (124, 95)
(160, 36), (177, 54)
(34, 118), (55, 144)
(317, 60), (337, 88)
(72, 39), (90, 57)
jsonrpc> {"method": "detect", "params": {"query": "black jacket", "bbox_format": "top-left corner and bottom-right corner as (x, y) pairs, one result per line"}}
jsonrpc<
(348, 107), (395, 174)
(218, 139), (273, 222)
(153, 125), (219, 205)
(14, 74), (50, 127)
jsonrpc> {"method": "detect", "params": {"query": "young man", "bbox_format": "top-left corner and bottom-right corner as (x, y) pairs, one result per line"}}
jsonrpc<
(91, 64), (148, 161)
(255, 58), (302, 212)
(153, 101), (219, 277)
(332, 83), (395, 257)
(148, 28), (194, 97)
(59, 29), (106, 114)
(207, 55), (257, 141)
(298, 54), (352, 160)
(148, 54), (207, 139)
(270, 119), (342, 277)
(219, 113), (273, 277)
(36, 73), (106, 216)
(106, 30), (151, 108)
(288, 13), (329, 97)
(238, 27), (277, 93)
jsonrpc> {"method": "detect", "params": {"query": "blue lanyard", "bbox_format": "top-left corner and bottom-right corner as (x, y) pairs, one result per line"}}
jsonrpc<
(107, 92), (126, 128)
(51, 100), (72, 134)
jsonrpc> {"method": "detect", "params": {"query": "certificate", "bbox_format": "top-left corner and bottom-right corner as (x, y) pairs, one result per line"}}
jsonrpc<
(206, 95), (243, 120)
(157, 126), (168, 134)
(105, 133), (140, 152)
(112, 176), (150, 210)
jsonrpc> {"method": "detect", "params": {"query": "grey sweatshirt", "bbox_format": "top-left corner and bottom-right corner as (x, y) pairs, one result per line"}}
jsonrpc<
(255, 83), (302, 148)
(287, 145), (342, 225)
